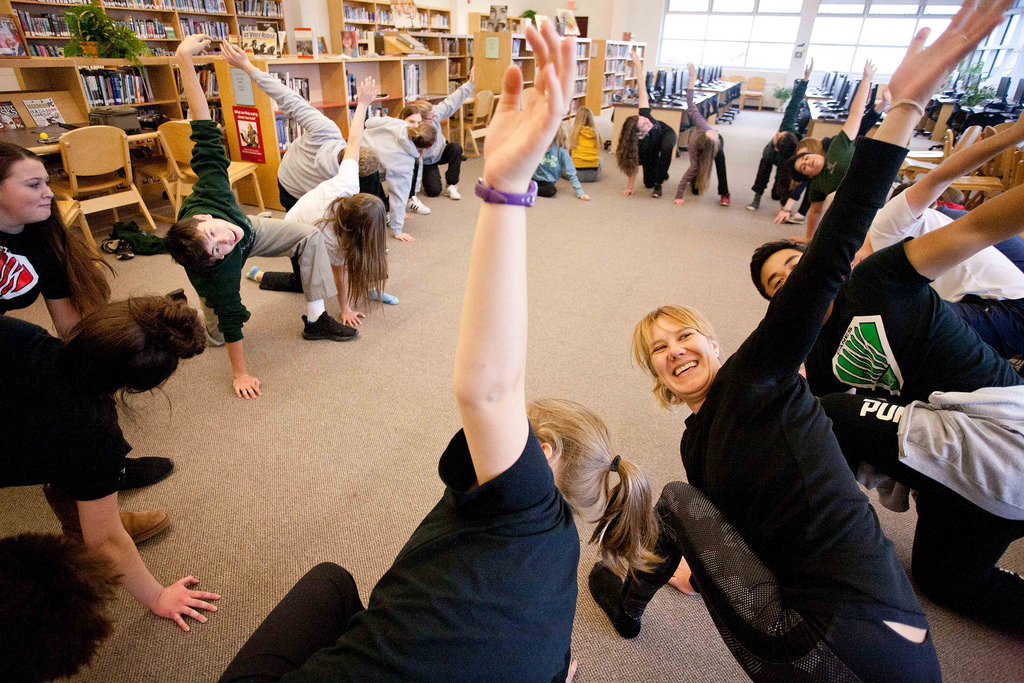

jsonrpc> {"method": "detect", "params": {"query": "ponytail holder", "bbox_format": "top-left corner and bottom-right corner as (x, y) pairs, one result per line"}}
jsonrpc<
(609, 455), (621, 473)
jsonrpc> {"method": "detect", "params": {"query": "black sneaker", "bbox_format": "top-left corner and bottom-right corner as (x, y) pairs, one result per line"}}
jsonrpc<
(302, 312), (358, 341)
(120, 456), (175, 491)
(588, 562), (642, 639)
(746, 194), (761, 211)
(652, 184), (663, 198)
(166, 288), (187, 303)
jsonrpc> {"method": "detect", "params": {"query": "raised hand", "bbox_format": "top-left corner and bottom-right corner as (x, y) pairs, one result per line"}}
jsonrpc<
(687, 62), (698, 82)
(862, 59), (876, 82)
(220, 41), (251, 70)
(482, 22), (573, 194)
(177, 33), (212, 58)
(887, 0), (1011, 109)
(804, 57), (814, 81)
(153, 576), (220, 632)
(356, 76), (378, 105)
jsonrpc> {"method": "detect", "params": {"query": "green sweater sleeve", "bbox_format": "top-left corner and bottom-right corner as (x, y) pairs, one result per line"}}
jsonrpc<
(186, 250), (251, 344)
(780, 79), (808, 135)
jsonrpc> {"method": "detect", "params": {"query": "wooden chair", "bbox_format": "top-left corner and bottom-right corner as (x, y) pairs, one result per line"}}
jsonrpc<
(50, 125), (157, 232)
(740, 76), (765, 110)
(905, 128), (952, 163)
(902, 125), (984, 181)
(462, 89), (495, 158)
(155, 120), (265, 214)
(55, 198), (96, 255)
(133, 128), (184, 223)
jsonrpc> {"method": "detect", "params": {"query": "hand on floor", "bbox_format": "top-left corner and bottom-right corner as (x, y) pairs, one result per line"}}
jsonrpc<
(674, 198), (685, 206)
(621, 188), (634, 196)
(341, 309), (365, 326)
(233, 374), (262, 399)
(393, 232), (415, 242)
(579, 194), (590, 201)
(154, 576), (220, 632)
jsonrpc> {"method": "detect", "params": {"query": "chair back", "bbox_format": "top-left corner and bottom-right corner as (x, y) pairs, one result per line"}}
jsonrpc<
(58, 126), (131, 193)
(942, 129), (954, 159)
(726, 75), (743, 83)
(159, 120), (197, 174)
(953, 124), (982, 154)
(472, 90), (494, 126)
(746, 76), (765, 92)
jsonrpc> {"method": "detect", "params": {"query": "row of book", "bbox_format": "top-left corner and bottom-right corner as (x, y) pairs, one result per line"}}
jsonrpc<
(179, 18), (229, 38)
(105, 0), (177, 9)
(174, 64), (219, 97)
(27, 44), (65, 57)
(343, 26), (374, 40)
(270, 73), (309, 103)
(511, 38), (529, 58)
(15, 11), (69, 38)
(234, 0), (282, 18)
(403, 63), (421, 100)
(183, 101), (223, 124)
(79, 67), (156, 107)
(575, 62), (587, 78)
(175, 0), (228, 13)
(115, 17), (174, 40)
(342, 7), (380, 22)
(573, 80), (587, 96)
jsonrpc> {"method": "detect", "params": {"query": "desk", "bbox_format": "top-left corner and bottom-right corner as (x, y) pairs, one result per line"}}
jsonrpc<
(696, 80), (741, 110)
(0, 127), (161, 155)
(805, 101), (880, 139)
(611, 93), (715, 154)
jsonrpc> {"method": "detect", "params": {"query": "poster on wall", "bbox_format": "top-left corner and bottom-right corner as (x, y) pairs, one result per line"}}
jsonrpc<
(233, 106), (265, 164)
(391, 2), (419, 29)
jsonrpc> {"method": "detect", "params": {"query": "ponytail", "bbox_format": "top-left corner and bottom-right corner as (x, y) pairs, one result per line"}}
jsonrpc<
(528, 398), (661, 578)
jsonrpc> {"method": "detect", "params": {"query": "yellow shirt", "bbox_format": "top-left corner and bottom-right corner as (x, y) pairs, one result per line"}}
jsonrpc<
(570, 126), (600, 169)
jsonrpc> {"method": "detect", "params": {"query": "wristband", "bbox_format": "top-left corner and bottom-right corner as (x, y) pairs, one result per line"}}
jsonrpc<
(475, 178), (538, 207)
(890, 99), (926, 117)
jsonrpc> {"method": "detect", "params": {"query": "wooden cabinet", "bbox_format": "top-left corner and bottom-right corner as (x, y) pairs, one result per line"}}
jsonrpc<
(586, 40), (646, 113)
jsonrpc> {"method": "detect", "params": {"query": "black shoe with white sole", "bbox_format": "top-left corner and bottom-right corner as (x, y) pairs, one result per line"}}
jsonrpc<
(302, 312), (358, 341)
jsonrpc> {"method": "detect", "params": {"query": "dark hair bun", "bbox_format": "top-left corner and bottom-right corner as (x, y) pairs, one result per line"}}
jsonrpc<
(131, 296), (205, 359)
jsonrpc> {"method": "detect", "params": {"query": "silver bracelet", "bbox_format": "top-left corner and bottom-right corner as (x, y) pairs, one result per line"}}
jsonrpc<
(890, 99), (926, 117)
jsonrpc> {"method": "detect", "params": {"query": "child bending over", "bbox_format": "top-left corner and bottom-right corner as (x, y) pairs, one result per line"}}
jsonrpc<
(674, 63), (730, 207)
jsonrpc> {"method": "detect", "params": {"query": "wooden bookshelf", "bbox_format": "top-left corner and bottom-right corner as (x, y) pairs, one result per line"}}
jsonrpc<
(327, 0), (451, 54)
(467, 12), (526, 33)
(215, 54), (450, 211)
(569, 38), (590, 118)
(0, 0), (285, 57)
(586, 40), (645, 113)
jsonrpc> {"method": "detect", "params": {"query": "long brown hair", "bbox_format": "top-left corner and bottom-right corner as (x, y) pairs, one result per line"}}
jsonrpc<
(528, 398), (661, 578)
(0, 143), (111, 315)
(569, 106), (601, 153)
(693, 132), (719, 195)
(318, 193), (388, 311)
(615, 116), (640, 177)
(62, 296), (205, 398)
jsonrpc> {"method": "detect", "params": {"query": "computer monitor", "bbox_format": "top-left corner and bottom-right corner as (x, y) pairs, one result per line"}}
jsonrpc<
(835, 78), (852, 109)
(867, 83), (878, 110)
(827, 72), (839, 95)
(677, 67), (689, 94)
(664, 70), (676, 99)
(820, 71), (830, 89)
(696, 65), (704, 83)
(645, 70), (654, 97)
(654, 69), (667, 96)
(1014, 79), (1024, 106)
(716, 66), (722, 81)
(995, 76), (1011, 101)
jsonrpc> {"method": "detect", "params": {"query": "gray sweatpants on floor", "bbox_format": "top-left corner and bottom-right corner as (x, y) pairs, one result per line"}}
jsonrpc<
(201, 215), (336, 345)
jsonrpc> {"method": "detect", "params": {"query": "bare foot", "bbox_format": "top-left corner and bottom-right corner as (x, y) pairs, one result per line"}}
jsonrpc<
(667, 556), (697, 595)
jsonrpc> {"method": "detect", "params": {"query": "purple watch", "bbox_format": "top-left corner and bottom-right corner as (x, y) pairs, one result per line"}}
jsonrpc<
(475, 178), (538, 207)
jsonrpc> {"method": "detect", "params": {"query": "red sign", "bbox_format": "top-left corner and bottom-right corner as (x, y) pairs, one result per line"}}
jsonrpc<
(233, 106), (265, 164)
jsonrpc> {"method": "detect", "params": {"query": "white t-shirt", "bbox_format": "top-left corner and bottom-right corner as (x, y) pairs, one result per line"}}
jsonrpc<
(868, 192), (1024, 302)
(285, 158), (360, 267)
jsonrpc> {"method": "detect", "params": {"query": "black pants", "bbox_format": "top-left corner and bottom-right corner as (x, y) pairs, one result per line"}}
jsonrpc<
(408, 160), (421, 200)
(640, 129), (677, 188)
(536, 180), (558, 198)
(688, 135), (729, 197)
(751, 142), (790, 200)
(620, 484), (940, 681)
(821, 392), (1024, 630)
(220, 563), (364, 682)
(280, 176), (390, 213)
(422, 142), (463, 197)
(278, 181), (298, 212)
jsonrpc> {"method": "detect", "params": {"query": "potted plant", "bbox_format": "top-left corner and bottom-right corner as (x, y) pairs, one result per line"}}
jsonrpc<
(522, 10), (537, 27)
(64, 3), (147, 64)
(959, 60), (997, 107)
(773, 85), (792, 112)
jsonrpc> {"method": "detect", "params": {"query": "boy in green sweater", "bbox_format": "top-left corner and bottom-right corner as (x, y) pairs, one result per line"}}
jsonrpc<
(165, 34), (355, 400)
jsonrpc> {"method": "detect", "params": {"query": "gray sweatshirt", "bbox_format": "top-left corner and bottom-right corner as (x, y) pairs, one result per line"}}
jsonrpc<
(248, 68), (346, 199)
(363, 117), (420, 235)
(422, 80), (474, 165)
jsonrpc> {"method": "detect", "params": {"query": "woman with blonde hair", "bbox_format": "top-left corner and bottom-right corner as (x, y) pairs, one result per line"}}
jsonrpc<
(589, 7), (1007, 677)
(221, 25), (656, 681)
(673, 63), (730, 207)
(569, 105), (602, 182)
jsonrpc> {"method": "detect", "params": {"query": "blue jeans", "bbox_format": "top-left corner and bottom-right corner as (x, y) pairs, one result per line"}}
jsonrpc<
(950, 295), (1024, 358)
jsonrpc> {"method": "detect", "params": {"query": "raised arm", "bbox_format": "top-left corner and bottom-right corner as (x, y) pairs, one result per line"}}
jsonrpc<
(633, 50), (648, 109)
(221, 41), (343, 143)
(755, 0), (1011, 374)
(177, 34), (213, 121)
(452, 22), (572, 486)
(905, 115), (1024, 215)
(433, 68), (475, 122)
(685, 64), (709, 132)
(841, 60), (875, 140)
(344, 77), (377, 164)
(779, 58), (812, 135)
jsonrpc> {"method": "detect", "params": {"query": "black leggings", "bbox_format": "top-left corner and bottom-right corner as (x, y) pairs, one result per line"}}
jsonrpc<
(639, 129), (677, 188)
(821, 392), (1024, 630)
(422, 142), (463, 196)
(620, 483), (940, 681)
(220, 563), (364, 682)
(279, 175), (390, 213)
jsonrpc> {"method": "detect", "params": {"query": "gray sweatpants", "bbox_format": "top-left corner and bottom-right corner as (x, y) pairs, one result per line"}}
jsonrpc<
(201, 215), (336, 345)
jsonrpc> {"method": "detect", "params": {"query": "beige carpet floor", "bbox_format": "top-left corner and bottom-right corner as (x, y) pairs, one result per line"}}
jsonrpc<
(2, 108), (1022, 682)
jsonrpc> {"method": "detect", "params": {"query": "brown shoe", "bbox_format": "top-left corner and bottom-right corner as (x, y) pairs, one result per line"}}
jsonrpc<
(43, 484), (170, 544)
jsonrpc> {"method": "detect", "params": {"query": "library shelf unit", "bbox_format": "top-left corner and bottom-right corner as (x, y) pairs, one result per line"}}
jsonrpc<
(472, 31), (532, 97)
(214, 54), (450, 211)
(327, 0), (452, 53)
(569, 37), (590, 118)
(586, 40), (645, 113)
(467, 12), (527, 34)
(0, 0), (285, 58)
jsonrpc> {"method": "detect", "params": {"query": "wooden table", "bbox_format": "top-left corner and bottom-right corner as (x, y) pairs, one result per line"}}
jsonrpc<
(0, 126), (161, 155)
(611, 93), (715, 154)
(805, 101), (880, 139)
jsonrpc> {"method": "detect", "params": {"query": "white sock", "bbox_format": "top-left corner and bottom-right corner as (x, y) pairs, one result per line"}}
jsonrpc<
(306, 299), (326, 322)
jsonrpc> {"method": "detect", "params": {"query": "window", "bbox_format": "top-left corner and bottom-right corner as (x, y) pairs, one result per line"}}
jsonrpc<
(659, 0), (801, 70)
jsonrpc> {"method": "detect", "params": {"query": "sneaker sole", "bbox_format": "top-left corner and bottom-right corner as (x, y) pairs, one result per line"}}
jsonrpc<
(746, 206), (758, 211)
(129, 514), (170, 544)
(302, 331), (359, 341)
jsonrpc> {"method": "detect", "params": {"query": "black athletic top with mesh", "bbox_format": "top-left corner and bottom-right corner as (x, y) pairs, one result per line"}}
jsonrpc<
(679, 136), (925, 624)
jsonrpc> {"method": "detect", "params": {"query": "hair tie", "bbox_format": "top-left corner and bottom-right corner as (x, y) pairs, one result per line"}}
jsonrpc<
(609, 455), (621, 472)
(890, 99), (925, 117)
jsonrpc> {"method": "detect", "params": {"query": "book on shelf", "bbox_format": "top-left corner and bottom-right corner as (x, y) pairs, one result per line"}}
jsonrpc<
(240, 22), (277, 56)
(341, 30), (360, 58)
(175, 0), (227, 13)
(24, 97), (64, 126)
(294, 27), (316, 58)
(0, 101), (26, 129)
(15, 11), (69, 38)
(235, 0), (282, 18)
(403, 63), (421, 100)
(271, 72), (309, 103)
(180, 17), (229, 39)
(0, 15), (27, 56)
(81, 67), (156, 107)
